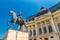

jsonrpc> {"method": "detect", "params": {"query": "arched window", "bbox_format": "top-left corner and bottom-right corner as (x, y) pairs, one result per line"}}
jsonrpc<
(48, 26), (53, 33)
(43, 27), (47, 33)
(30, 30), (32, 36)
(39, 28), (42, 34)
(58, 24), (60, 31)
(33, 30), (36, 36)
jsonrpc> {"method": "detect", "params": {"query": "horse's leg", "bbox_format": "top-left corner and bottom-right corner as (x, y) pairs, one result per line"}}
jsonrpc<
(11, 20), (16, 29)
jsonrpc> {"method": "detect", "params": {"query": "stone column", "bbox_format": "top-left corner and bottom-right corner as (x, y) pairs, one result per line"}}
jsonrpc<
(49, 18), (57, 33)
(28, 27), (30, 36)
(54, 19), (60, 40)
(32, 26), (33, 37)
(44, 21), (49, 33)
(40, 22), (44, 34)
(54, 19), (59, 32)
(35, 23), (39, 35)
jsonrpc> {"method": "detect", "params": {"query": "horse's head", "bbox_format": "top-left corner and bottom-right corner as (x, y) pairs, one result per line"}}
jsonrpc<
(9, 10), (16, 16)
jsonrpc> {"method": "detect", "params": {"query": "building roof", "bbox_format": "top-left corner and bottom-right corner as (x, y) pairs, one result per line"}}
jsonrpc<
(26, 2), (60, 22)
(49, 2), (60, 12)
(26, 7), (49, 22)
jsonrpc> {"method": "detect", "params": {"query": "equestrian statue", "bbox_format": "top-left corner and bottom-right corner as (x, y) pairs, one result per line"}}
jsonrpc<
(8, 10), (26, 32)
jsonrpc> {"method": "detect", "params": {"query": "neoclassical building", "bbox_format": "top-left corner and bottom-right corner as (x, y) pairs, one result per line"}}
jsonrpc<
(19, 2), (60, 40)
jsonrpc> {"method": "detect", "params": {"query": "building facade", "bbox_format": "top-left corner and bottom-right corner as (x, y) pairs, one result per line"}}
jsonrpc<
(19, 2), (60, 40)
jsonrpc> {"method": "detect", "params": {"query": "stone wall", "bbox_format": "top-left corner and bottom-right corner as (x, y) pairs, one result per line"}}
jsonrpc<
(4, 29), (29, 40)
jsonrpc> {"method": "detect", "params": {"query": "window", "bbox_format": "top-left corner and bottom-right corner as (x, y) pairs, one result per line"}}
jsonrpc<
(40, 38), (42, 39)
(34, 39), (36, 40)
(48, 26), (53, 33)
(51, 36), (54, 38)
(33, 30), (36, 36)
(39, 28), (42, 34)
(44, 38), (48, 40)
(58, 24), (60, 31)
(43, 27), (47, 33)
(30, 30), (32, 36)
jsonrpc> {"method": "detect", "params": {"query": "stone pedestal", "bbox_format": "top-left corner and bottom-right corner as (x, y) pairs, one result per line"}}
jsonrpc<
(4, 29), (29, 40)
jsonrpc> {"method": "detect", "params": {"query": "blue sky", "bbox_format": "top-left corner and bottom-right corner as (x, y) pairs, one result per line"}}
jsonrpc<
(0, 0), (60, 38)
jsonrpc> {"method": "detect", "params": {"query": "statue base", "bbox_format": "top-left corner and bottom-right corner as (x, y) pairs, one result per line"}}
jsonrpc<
(4, 29), (29, 40)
